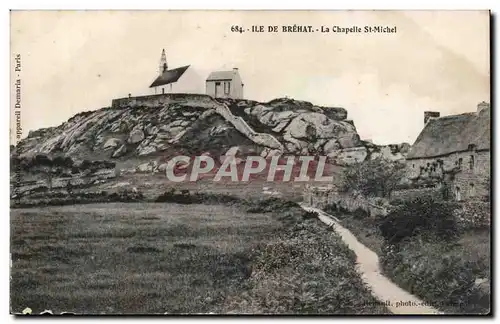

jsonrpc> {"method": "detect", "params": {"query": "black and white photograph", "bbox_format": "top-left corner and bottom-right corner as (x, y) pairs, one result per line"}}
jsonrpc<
(9, 9), (491, 315)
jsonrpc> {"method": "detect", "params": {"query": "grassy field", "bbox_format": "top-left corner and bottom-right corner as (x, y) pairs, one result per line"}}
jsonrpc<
(11, 203), (282, 314)
(91, 173), (336, 202)
(11, 199), (389, 315)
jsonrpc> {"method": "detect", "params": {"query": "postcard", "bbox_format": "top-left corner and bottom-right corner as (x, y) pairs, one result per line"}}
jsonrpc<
(10, 10), (491, 315)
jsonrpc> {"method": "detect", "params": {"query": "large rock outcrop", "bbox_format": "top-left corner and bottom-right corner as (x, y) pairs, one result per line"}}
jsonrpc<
(14, 94), (407, 164)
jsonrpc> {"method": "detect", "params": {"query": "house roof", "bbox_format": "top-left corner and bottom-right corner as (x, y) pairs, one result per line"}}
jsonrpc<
(206, 70), (238, 81)
(406, 107), (490, 159)
(149, 65), (190, 88)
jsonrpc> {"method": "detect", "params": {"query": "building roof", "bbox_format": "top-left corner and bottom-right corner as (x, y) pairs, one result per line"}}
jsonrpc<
(149, 65), (190, 88)
(206, 70), (238, 81)
(406, 107), (490, 159)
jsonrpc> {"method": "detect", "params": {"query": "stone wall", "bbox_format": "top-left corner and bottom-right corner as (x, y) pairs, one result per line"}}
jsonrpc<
(453, 150), (490, 199)
(454, 200), (491, 229)
(304, 185), (490, 228)
(303, 185), (388, 217)
(406, 149), (490, 201)
(390, 187), (442, 202)
(111, 93), (214, 109)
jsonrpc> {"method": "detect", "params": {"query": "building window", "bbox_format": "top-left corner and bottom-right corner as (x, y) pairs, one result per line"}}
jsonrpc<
(412, 164), (415, 168)
(469, 183), (475, 197)
(458, 158), (463, 168)
(455, 186), (461, 201)
(469, 155), (475, 170)
(224, 81), (231, 95)
(468, 144), (476, 151)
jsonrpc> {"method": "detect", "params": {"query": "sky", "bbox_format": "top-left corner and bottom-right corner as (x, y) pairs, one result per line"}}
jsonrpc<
(10, 10), (490, 145)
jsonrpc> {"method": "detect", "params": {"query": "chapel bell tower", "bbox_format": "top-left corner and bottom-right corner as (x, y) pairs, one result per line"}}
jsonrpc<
(159, 49), (168, 75)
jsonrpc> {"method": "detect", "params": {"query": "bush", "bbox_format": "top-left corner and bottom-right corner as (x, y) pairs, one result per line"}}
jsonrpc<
(379, 196), (458, 244)
(381, 236), (489, 314)
(109, 188), (144, 202)
(352, 207), (370, 220)
(302, 210), (319, 220)
(324, 203), (337, 214)
(13, 188), (144, 207)
(223, 218), (388, 314)
(155, 189), (240, 205)
(340, 158), (405, 198)
(244, 198), (300, 214)
(193, 192), (240, 205)
(155, 189), (194, 204)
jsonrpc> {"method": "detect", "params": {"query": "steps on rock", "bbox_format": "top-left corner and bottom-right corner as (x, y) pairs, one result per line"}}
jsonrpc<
(210, 100), (284, 152)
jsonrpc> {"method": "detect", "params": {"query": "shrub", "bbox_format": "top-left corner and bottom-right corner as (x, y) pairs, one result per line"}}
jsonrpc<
(340, 158), (405, 198)
(379, 196), (458, 244)
(223, 219), (388, 314)
(108, 188), (144, 202)
(173, 243), (197, 250)
(381, 236), (489, 314)
(193, 192), (240, 205)
(302, 210), (319, 220)
(324, 203), (337, 214)
(352, 207), (370, 220)
(16, 188), (145, 207)
(155, 189), (240, 205)
(156, 188), (185, 203)
(244, 198), (300, 214)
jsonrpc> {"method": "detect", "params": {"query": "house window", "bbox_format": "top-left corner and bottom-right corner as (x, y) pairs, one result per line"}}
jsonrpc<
(412, 164), (415, 168)
(469, 155), (475, 170)
(468, 144), (476, 151)
(469, 183), (475, 197)
(455, 186), (461, 201)
(224, 81), (231, 95)
(458, 158), (463, 168)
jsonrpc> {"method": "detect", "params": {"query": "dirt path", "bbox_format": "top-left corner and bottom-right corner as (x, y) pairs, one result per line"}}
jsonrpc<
(300, 204), (443, 315)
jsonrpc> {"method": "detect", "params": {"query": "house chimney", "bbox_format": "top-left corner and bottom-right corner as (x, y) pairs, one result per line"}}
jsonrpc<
(477, 101), (490, 112)
(424, 111), (440, 124)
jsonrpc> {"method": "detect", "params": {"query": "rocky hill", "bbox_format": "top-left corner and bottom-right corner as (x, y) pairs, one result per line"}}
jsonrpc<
(14, 94), (409, 165)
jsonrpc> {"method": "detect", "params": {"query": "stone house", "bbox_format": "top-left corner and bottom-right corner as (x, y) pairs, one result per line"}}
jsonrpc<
(405, 102), (490, 201)
(206, 68), (244, 99)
